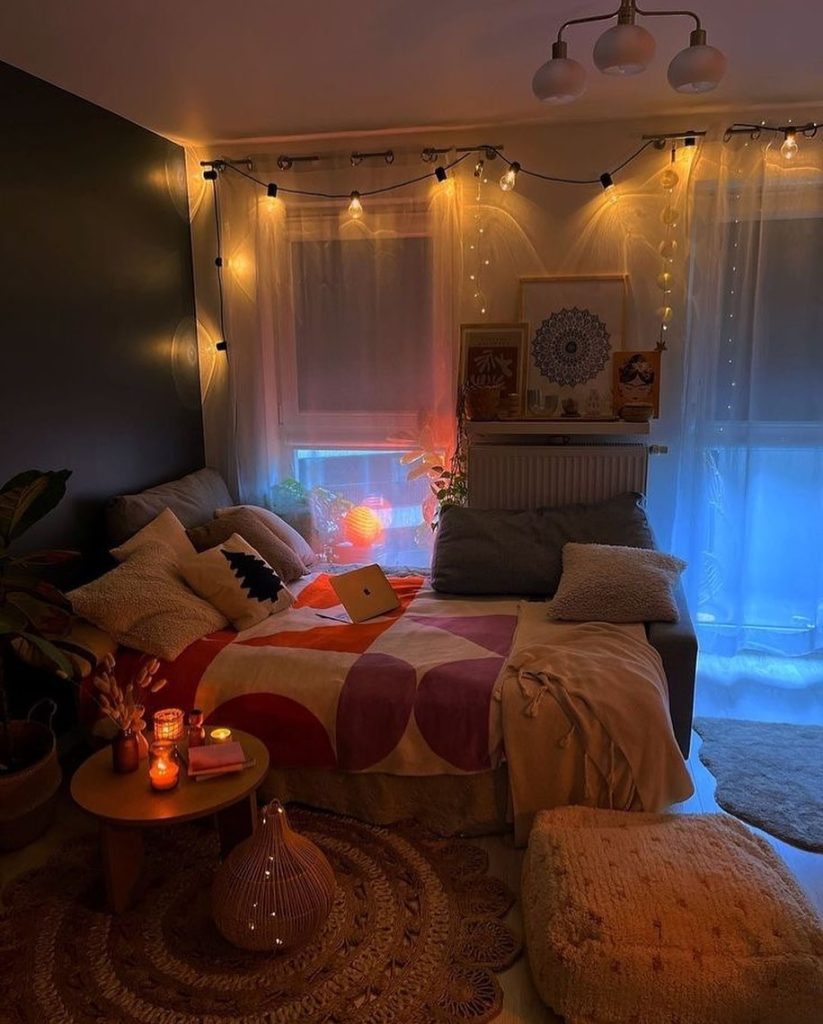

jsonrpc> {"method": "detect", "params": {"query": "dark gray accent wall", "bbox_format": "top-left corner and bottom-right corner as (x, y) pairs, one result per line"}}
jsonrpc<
(0, 61), (204, 559)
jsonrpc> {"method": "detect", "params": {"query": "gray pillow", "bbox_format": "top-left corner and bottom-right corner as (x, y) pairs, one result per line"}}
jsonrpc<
(106, 468), (233, 545)
(431, 492), (655, 596)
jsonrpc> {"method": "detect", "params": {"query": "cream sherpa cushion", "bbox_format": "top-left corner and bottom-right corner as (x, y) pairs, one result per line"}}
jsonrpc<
(69, 542), (227, 660)
(110, 507), (194, 565)
(546, 542), (685, 623)
(180, 533), (294, 631)
(522, 807), (823, 1024)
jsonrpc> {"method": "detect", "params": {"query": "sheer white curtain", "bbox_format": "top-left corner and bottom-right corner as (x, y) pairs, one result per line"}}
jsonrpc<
(217, 161), (463, 565)
(673, 133), (823, 699)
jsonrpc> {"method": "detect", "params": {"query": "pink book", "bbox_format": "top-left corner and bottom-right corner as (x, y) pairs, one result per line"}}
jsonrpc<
(188, 741), (246, 776)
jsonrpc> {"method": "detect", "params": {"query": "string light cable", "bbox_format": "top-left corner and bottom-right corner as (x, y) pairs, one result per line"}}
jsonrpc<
(724, 120), (819, 161)
(201, 130), (705, 349)
(202, 167), (229, 353)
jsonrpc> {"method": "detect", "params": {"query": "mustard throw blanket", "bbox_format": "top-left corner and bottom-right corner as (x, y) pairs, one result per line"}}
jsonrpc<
(498, 603), (694, 845)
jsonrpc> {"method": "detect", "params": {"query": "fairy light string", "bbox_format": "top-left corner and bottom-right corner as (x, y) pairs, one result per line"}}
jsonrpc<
(203, 134), (700, 352)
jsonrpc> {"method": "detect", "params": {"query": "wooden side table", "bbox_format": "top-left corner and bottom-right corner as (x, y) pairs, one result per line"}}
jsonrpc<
(70, 729), (269, 913)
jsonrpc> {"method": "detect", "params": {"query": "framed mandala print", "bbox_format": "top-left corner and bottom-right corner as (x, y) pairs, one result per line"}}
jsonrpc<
(459, 323), (528, 412)
(519, 275), (627, 418)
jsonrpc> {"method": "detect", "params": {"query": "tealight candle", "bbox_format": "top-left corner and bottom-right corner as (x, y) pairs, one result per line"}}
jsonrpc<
(148, 741), (180, 791)
(210, 727), (232, 744)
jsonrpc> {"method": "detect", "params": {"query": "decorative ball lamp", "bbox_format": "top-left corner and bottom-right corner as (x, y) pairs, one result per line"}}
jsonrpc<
(342, 505), (384, 547)
(212, 800), (336, 952)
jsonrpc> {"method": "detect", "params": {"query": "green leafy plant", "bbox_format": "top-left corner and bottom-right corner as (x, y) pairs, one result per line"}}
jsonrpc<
(0, 470), (76, 772)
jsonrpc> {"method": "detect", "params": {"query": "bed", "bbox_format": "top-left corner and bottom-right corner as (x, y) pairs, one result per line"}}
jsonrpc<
(79, 468), (698, 840)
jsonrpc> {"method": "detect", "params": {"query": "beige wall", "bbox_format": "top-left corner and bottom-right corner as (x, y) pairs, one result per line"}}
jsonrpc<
(187, 106), (817, 549)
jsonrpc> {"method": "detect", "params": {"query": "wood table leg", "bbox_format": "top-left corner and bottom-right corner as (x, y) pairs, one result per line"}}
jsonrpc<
(216, 792), (257, 858)
(100, 823), (144, 913)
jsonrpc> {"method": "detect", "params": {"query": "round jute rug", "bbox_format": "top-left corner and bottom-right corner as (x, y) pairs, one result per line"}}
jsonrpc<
(0, 808), (520, 1024)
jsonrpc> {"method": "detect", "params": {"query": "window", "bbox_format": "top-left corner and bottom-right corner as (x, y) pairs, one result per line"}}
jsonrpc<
(276, 203), (440, 567)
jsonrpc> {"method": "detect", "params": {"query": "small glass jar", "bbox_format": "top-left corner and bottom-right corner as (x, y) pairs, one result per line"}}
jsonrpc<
(148, 740), (180, 791)
(187, 708), (206, 748)
(153, 707), (185, 743)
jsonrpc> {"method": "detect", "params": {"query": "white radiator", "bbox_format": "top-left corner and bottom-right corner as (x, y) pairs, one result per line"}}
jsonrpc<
(467, 444), (648, 509)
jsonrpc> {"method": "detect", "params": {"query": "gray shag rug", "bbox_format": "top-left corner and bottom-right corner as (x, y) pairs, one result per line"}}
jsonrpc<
(694, 717), (823, 852)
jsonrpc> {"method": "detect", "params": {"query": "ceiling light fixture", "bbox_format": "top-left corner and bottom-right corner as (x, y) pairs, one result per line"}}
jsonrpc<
(532, 0), (726, 105)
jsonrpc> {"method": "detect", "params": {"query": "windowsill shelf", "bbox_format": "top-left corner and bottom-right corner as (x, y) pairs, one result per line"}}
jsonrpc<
(465, 419), (651, 438)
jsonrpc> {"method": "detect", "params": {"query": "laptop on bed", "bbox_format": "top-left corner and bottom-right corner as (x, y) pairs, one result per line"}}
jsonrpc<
(328, 564), (400, 623)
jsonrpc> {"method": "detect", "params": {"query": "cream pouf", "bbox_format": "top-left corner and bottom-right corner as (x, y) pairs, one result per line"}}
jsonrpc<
(522, 807), (823, 1024)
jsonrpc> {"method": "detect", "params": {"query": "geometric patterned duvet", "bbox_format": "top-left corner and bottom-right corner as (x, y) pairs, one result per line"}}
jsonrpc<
(121, 574), (520, 776)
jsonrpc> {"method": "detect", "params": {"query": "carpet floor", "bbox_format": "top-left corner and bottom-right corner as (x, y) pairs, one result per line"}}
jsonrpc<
(694, 716), (823, 853)
(0, 808), (521, 1023)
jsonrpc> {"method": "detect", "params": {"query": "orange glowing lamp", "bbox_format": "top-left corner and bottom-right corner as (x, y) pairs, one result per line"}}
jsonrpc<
(342, 505), (384, 547)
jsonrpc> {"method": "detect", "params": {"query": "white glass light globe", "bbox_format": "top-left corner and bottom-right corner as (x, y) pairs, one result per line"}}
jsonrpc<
(593, 24), (655, 76)
(667, 43), (727, 93)
(532, 57), (586, 103)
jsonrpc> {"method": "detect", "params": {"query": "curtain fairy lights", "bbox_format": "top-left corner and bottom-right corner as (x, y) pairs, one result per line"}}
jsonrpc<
(202, 130), (706, 352)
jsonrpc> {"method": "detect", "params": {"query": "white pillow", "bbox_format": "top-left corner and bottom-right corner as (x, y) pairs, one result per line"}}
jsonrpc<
(68, 542), (227, 660)
(180, 533), (294, 631)
(110, 508), (194, 565)
(546, 543), (686, 623)
(215, 504), (316, 567)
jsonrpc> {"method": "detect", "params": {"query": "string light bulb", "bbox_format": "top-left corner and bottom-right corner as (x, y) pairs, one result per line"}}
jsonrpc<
(348, 191), (364, 218)
(781, 129), (798, 160)
(499, 162), (521, 192)
(599, 172), (619, 204)
(434, 166), (448, 183)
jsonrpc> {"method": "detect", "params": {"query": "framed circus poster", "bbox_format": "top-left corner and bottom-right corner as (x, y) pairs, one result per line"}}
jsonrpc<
(519, 275), (627, 419)
(459, 323), (528, 410)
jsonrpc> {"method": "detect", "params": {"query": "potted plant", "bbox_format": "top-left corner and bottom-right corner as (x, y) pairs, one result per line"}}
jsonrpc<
(0, 469), (76, 850)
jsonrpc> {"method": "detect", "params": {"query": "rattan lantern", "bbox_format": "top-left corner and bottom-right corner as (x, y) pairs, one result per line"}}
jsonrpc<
(212, 799), (336, 952)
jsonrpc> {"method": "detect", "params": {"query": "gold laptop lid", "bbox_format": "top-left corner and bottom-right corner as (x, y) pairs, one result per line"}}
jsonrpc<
(329, 564), (400, 623)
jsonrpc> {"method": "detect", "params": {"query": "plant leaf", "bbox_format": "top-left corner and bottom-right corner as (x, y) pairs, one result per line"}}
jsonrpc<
(17, 631), (76, 679)
(13, 549), (79, 568)
(0, 470), (71, 547)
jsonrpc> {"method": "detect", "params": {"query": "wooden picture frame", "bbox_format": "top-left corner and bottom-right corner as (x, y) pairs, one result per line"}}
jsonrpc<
(519, 275), (627, 419)
(612, 349), (661, 417)
(459, 323), (528, 414)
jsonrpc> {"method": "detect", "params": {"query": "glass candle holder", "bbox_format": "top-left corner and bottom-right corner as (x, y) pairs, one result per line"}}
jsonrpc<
(209, 727), (233, 744)
(153, 707), (185, 743)
(148, 741), (180, 791)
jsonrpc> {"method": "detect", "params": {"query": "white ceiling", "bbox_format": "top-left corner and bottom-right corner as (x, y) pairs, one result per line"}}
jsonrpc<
(2, 1), (821, 144)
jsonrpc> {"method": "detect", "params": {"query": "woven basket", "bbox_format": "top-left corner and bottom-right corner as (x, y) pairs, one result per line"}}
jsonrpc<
(0, 702), (61, 851)
(212, 799), (336, 952)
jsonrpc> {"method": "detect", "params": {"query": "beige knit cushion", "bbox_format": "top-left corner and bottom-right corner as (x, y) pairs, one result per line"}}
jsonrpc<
(110, 508), (195, 565)
(547, 543), (685, 623)
(180, 533), (294, 631)
(522, 806), (823, 1024)
(216, 504), (317, 567)
(188, 509), (306, 583)
(68, 542), (228, 661)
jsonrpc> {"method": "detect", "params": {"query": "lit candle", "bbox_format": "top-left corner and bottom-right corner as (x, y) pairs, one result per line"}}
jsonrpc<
(210, 727), (232, 744)
(149, 755), (179, 791)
